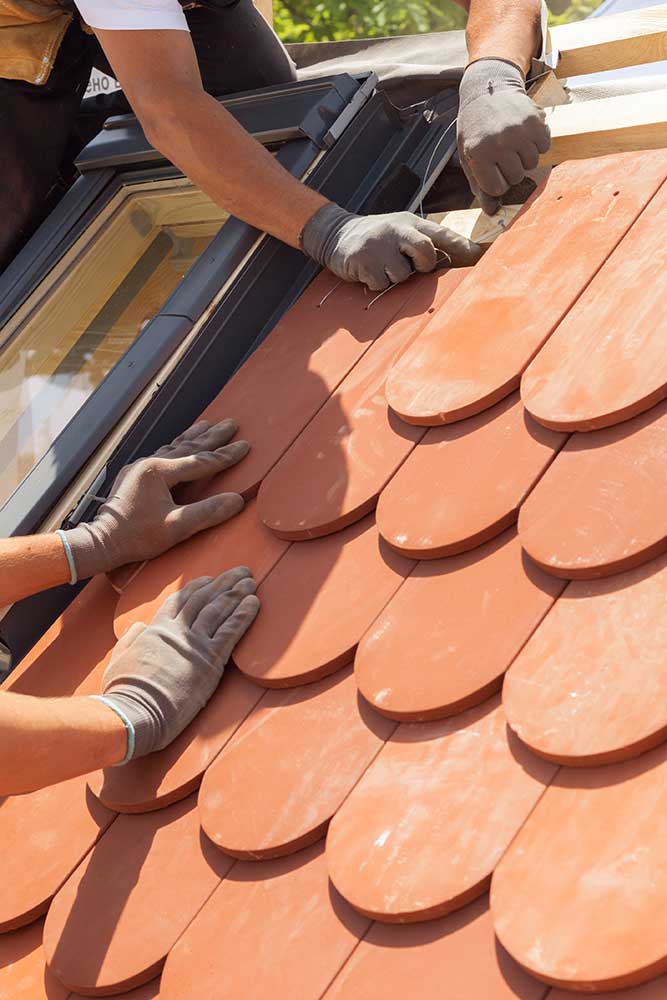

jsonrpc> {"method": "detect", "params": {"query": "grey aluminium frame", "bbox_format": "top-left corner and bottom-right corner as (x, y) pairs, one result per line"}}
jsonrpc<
(0, 80), (460, 667)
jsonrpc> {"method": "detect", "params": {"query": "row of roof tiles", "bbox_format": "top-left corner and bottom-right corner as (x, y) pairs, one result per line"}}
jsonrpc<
(2, 148), (667, 998)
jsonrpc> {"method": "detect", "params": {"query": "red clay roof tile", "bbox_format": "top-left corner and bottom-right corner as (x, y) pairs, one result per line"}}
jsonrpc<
(233, 514), (413, 687)
(89, 665), (262, 813)
(504, 550), (667, 766)
(0, 779), (114, 933)
(327, 697), (556, 922)
(0, 918), (68, 1000)
(492, 745), (667, 991)
(377, 392), (566, 559)
(114, 498), (287, 639)
(199, 665), (393, 858)
(519, 401), (667, 579)
(182, 270), (420, 502)
(323, 896), (548, 1000)
(356, 529), (564, 721)
(385, 151), (667, 426)
(257, 269), (468, 540)
(521, 180), (667, 432)
(159, 842), (369, 1000)
(3, 576), (118, 698)
(43, 794), (229, 995)
(10, 150), (667, 999)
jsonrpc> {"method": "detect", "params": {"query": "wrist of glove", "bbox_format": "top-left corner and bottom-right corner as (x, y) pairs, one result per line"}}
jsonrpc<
(94, 569), (259, 762)
(301, 203), (481, 292)
(457, 58), (551, 216)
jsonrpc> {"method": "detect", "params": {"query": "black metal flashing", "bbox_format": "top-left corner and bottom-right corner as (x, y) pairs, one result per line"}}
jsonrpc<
(75, 74), (371, 171)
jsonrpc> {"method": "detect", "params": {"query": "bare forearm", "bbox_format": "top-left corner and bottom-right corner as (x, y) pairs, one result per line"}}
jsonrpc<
(0, 534), (70, 607)
(0, 692), (126, 795)
(466, 0), (542, 75)
(145, 92), (328, 248)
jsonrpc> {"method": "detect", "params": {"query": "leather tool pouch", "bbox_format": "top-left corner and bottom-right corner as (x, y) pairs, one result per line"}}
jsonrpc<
(0, 0), (72, 84)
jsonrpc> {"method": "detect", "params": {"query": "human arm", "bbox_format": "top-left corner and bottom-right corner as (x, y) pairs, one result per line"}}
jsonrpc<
(83, 23), (480, 287)
(0, 571), (259, 795)
(0, 419), (248, 608)
(454, 0), (551, 214)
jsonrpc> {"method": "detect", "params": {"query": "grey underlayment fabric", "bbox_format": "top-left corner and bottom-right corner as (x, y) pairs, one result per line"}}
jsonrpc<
(288, 31), (468, 104)
(290, 29), (667, 107)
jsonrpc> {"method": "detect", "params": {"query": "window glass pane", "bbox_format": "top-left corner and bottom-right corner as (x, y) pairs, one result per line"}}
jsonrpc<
(0, 180), (228, 510)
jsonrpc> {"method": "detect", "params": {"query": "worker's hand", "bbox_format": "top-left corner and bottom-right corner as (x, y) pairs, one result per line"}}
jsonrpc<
(93, 570), (260, 760)
(300, 204), (482, 291)
(62, 419), (248, 580)
(457, 59), (551, 216)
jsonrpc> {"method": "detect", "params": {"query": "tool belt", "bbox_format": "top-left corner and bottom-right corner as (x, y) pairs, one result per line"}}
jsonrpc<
(0, 0), (74, 85)
(0, 0), (237, 86)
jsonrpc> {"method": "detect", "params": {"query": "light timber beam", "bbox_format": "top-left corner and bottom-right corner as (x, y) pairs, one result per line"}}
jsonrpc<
(550, 4), (667, 78)
(540, 89), (667, 165)
(431, 205), (522, 246)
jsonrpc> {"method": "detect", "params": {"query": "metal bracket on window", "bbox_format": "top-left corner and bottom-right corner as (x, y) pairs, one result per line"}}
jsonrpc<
(322, 73), (378, 148)
(63, 465), (109, 528)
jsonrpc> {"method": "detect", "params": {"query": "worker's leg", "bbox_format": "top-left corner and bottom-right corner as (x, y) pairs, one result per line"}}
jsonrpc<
(187, 0), (297, 96)
(0, 21), (95, 273)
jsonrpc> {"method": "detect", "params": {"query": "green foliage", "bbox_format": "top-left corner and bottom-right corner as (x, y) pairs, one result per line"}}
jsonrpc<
(274, 0), (605, 44)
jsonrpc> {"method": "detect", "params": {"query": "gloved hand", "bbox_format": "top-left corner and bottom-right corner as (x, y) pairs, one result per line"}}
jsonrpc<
(300, 204), (482, 291)
(457, 59), (551, 216)
(92, 569), (260, 761)
(60, 418), (248, 581)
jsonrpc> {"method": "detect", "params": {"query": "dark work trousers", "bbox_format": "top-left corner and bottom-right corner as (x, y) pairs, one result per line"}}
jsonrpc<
(0, 0), (297, 273)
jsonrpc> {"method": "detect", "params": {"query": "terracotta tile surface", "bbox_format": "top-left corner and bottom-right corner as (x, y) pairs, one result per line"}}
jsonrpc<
(385, 151), (667, 426)
(182, 270), (420, 501)
(3, 576), (118, 697)
(233, 514), (413, 687)
(70, 982), (161, 1000)
(519, 401), (667, 579)
(0, 919), (68, 1000)
(327, 697), (556, 922)
(549, 984), (667, 1000)
(492, 745), (667, 991)
(10, 151), (667, 999)
(0, 779), (115, 933)
(159, 842), (369, 1000)
(89, 665), (262, 813)
(199, 666), (394, 858)
(356, 530), (564, 721)
(504, 550), (667, 766)
(257, 270), (468, 540)
(44, 794), (230, 995)
(377, 393), (566, 559)
(521, 180), (667, 432)
(114, 498), (287, 638)
(323, 896), (548, 1000)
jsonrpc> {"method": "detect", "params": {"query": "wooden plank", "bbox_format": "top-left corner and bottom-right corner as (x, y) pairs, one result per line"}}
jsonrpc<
(430, 205), (522, 246)
(541, 89), (667, 165)
(529, 69), (569, 109)
(550, 4), (667, 78)
(254, 0), (273, 25)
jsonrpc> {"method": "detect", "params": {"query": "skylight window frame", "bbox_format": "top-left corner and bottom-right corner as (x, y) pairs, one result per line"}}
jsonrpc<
(0, 80), (460, 669)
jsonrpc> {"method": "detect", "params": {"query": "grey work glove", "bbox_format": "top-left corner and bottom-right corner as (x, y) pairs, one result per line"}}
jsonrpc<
(93, 569), (260, 761)
(60, 419), (248, 581)
(301, 204), (482, 292)
(457, 59), (551, 216)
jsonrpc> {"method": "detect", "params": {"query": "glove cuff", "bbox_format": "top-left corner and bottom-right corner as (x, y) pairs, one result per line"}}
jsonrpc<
(61, 523), (111, 581)
(460, 58), (526, 110)
(300, 202), (355, 268)
(92, 690), (161, 762)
